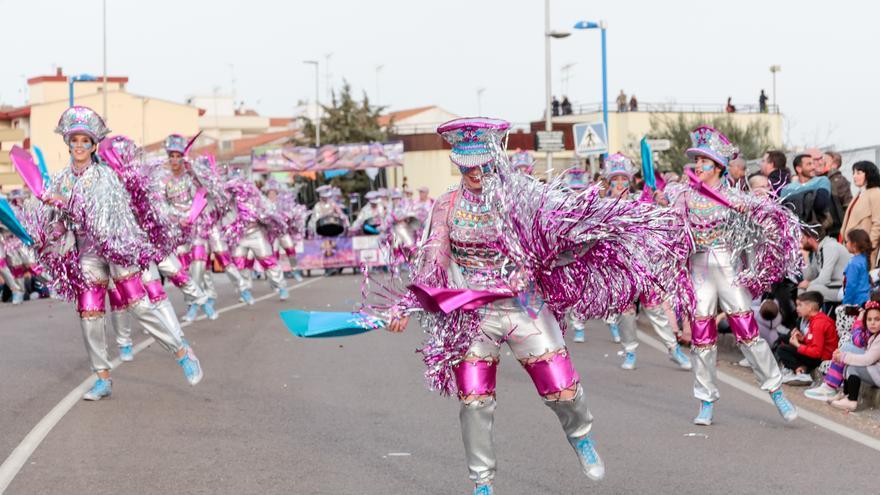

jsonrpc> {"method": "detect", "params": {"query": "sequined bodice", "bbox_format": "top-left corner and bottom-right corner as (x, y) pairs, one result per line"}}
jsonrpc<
(165, 173), (195, 213)
(448, 188), (505, 287)
(686, 189), (731, 251)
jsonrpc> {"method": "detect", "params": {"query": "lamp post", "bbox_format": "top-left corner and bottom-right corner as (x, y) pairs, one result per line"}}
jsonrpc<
(68, 74), (98, 107)
(544, 0), (570, 174)
(770, 65), (781, 111)
(375, 64), (384, 107)
(303, 60), (320, 147)
(102, 0), (107, 121)
(573, 20), (608, 156)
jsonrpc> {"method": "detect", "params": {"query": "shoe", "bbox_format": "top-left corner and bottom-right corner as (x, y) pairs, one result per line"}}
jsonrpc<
(178, 349), (204, 386)
(693, 400), (714, 426)
(830, 397), (858, 411)
(83, 378), (112, 401)
(621, 351), (636, 370)
(780, 367), (793, 378)
(782, 372), (812, 386)
(182, 304), (199, 322)
(11, 291), (24, 305)
(573, 328), (585, 343)
(278, 287), (289, 301)
(736, 357), (752, 368)
(203, 300), (218, 320)
(771, 389), (798, 422)
(609, 323), (621, 343)
(571, 434), (605, 481)
(669, 345), (692, 370)
(828, 390), (845, 403)
(241, 290), (255, 305)
(473, 484), (493, 495)
(293, 270), (304, 282)
(804, 383), (838, 401)
(119, 345), (134, 362)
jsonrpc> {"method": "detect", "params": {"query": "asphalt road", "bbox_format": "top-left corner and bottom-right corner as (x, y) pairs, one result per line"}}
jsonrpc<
(1, 274), (877, 494)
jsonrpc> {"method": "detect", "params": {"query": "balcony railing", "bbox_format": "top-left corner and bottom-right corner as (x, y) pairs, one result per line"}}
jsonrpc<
(566, 101), (780, 115)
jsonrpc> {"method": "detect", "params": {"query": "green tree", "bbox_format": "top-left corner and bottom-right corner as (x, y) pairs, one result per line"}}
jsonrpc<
(647, 114), (774, 173)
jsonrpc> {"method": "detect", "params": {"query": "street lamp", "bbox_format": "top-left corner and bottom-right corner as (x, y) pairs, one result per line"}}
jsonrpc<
(68, 74), (98, 107)
(375, 64), (384, 107)
(573, 20), (608, 156)
(770, 65), (781, 111)
(544, 0), (571, 175)
(303, 60), (320, 147)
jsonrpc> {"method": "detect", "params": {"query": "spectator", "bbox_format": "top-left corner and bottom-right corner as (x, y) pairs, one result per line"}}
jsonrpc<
(842, 229), (872, 307)
(616, 90), (627, 112)
(777, 291), (838, 385)
(629, 94), (638, 112)
(780, 153), (833, 227)
(551, 96), (560, 117)
(759, 89), (769, 113)
(725, 97), (736, 113)
(805, 305), (869, 401)
(821, 151), (853, 208)
(761, 150), (790, 194)
(829, 300), (880, 411)
(840, 160), (880, 263)
(725, 157), (749, 191)
(748, 174), (771, 197)
(799, 226), (850, 303)
(561, 96), (573, 116)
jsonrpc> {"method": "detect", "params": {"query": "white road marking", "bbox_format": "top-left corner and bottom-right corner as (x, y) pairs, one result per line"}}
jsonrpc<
(635, 328), (880, 452)
(0, 277), (324, 493)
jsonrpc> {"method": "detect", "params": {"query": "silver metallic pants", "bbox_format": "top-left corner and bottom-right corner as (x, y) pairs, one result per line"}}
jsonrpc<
(690, 249), (782, 402)
(458, 301), (593, 484)
(157, 253), (208, 305)
(190, 227), (246, 298)
(232, 227), (286, 292)
(617, 301), (679, 353)
(78, 254), (185, 373)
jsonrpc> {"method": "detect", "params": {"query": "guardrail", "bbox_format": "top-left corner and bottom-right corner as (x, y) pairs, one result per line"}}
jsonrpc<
(568, 102), (780, 115)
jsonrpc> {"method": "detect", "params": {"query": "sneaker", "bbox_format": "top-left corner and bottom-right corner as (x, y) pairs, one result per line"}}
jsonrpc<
(241, 289), (255, 305)
(571, 434), (605, 481)
(11, 291), (24, 305)
(178, 349), (204, 386)
(804, 383), (838, 401)
(203, 300), (218, 320)
(830, 397), (858, 411)
(181, 304), (199, 322)
(694, 400), (714, 426)
(609, 323), (621, 343)
(736, 357), (752, 368)
(119, 345), (134, 362)
(473, 484), (493, 495)
(771, 389), (798, 422)
(782, 372), (812, 386)
(573, 328), (585, 343)
(293, 270), (304, 282)
(83, 378), (112, 401)
(669, 345), (692, 370)
(278, 287), (289, 301)
(621, 352), (637, 370)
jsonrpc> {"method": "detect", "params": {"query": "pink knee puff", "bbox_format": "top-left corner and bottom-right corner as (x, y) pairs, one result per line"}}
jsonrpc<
(523, 351), (580, 396)
(454, 359), (498, 398)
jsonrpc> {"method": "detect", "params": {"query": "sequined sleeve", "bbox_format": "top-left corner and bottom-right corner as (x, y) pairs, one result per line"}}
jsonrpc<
(410, 191), (453, 288)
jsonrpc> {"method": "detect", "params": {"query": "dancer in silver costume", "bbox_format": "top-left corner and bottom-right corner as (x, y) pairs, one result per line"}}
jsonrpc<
(0, 225), (26, 303)
(308, 185), (350, 237)
(385, 117), (691, 494)
(601, 153), (692, 372)
(351, 191), (385, 235)
(262, 178), (307, 282)
(662, 126), (801, 425)
(17, 106), (203, 401)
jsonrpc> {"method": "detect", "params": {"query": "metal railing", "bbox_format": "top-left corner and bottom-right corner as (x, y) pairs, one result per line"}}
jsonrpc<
(389, 122), (533, 135)
(568, 101), (780, 115)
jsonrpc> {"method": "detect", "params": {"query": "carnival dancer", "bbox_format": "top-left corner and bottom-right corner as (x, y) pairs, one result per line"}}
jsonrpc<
(308, 185), (349, 237)
(351, 191), (385, 235)
(563, 167), (589, 342)
(0, 224), (26, 303)
(224, 167), (289, 301)
(263, 178), (307, 281)
(661, 126), (801, 425)
(159, 134), (217, 322)
(384, 117), (692, 494)
(601, 153), (692, 371)
(14, 106), (203, 400)
(510, 149), (536, 176)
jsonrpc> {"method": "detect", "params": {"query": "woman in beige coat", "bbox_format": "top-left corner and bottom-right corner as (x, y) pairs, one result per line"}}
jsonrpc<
(840, 161), (880, 263)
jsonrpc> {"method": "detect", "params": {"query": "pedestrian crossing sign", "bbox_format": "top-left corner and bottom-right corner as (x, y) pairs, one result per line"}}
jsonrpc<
(573, 122), (608, 157)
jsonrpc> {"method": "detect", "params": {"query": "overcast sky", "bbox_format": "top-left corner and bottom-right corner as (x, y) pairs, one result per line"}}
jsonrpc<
(3, 0), (877, 151)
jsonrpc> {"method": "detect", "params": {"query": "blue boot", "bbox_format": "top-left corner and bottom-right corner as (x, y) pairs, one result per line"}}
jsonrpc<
(771, 389), (798, 422)
(473, 484), (493, 495)
(178, 349), (204, 386)
(203, 300), (218, 320)
(669, 345), (692, 370)
(182, 304), (199, 322)
(609, 323), (621, 343)
(694, 400), (714, 426)
(278, 286), (289, 301)
(83, 378), (112, 401)
(573, 328), (585, 343)
(572, 434), (605, 481)
(241, 289), (255, 305)
(119, 345), (134, 362)
(621, 351), (637, 370)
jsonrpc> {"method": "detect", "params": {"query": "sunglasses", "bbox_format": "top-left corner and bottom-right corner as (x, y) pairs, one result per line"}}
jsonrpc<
(458, 163), (493, 175)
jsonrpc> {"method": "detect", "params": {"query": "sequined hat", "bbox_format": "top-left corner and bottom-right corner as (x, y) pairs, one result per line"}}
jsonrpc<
(316, 184), (333, 198)
(418, 186), (429, 193)
(603, 153), (635, 180)
(262, 178), (284, 193)
(55, 106), (110, 144)
(437, 117), (511, 168)
(510, 149), (536, 172)
(565, 168), (587, 190)
(164, 134), (188, 154)
(390, 189), (403, 199)
(686, 126), (739, 168)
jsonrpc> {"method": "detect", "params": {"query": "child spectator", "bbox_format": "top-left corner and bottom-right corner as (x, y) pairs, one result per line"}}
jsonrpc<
(842, 229), (872, 306)
(776, 291), (839, 385)
(829, 300), (880, 411)
(805, 308), (868, 400)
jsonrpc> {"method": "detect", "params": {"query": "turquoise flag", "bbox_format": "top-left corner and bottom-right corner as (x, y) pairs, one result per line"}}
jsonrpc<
(279, 310), (385, 338)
